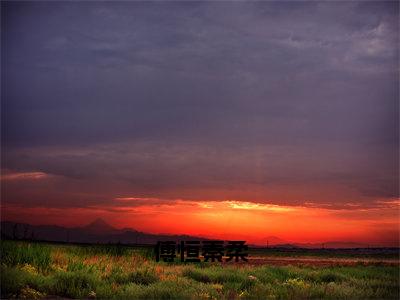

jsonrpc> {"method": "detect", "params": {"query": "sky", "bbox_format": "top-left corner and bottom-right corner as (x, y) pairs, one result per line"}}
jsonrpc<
(1, 1), (399, 246)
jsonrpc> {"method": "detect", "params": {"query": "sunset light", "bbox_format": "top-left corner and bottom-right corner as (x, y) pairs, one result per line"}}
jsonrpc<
(2, 196), (398, 246)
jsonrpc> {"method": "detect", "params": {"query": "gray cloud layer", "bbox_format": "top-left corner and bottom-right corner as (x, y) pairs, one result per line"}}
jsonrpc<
(1, 1), (398, 209)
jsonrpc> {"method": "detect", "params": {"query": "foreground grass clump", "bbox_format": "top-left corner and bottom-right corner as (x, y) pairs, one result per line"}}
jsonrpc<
(106, 265), (158, 285)
(1, 240), (52, 271)
(52, 270), (101, 298)
(0, 240), (398, 299)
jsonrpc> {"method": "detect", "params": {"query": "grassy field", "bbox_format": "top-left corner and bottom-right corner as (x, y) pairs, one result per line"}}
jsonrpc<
(0, 240), (399, 299)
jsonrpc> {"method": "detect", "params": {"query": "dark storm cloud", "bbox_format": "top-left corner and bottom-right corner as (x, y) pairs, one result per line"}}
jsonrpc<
(1, 1), (398, 208)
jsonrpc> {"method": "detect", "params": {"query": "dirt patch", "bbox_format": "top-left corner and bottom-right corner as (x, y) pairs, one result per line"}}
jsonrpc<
(224, 256), (400, 267)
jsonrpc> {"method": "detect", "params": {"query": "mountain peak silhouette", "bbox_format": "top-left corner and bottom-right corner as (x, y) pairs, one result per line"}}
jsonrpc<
(82, 218), (117, 235)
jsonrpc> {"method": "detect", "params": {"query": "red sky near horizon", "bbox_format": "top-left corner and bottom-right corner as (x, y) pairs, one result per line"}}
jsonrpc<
(2, 170), (399, 247)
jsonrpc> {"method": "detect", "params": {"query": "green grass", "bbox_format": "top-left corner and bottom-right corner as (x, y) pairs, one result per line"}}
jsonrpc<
(0, 240), (398, 299)
(1, 240), (52, 271)
(61, 243), (132, 257)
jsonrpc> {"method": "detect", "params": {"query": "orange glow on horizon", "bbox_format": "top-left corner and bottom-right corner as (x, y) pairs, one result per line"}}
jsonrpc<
(2, 198), (399, 247)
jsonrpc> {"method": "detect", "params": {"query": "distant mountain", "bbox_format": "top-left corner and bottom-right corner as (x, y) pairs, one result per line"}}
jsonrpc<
(0, 220), (378, 249)
(0, 219), (206, 245)
(82, 218), (119, 235)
